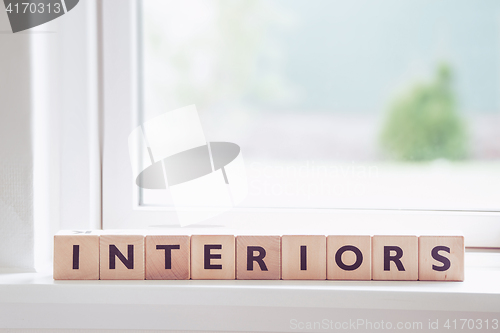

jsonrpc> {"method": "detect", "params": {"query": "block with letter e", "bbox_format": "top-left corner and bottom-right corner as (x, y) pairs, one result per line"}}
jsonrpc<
(100, 234), (145, 280)
(419, 235), (464, 281)
(145, 235), (190, 280)
(53, 231), (100, 280)
(236, 235), (281, 280)
(191, 235), (235, 279)
(372, 235), (418, 281)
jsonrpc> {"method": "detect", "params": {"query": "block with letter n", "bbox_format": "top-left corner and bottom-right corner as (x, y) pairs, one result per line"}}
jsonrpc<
(100, 234), (145, 280)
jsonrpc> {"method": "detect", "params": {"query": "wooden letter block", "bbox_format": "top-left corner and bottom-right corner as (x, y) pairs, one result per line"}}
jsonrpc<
(372, 235), (418, 281)
(53, 232), (100, 280)
(145, 235), (190, 280)
(419, 236), (464, 281)
(100, 235), (145, 280)
(327, 235), (371, 280)
(191, 235), (235, 280)
(236, 236), (281, 280)
(282, 235), (326, 280)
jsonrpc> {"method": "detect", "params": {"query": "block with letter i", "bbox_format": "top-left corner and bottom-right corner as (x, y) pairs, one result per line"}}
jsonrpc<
(327, 235), (371, 280)
(372, 235), (418, 281)
(146, 235), (190, 280)
(191, 235), (235, 279)
(100, 234), (145, 280)
(282, 235), (326, 280)
(419, 235), (464, 281)
(236, 235), (281, 280)
(53, 231), (100, 280)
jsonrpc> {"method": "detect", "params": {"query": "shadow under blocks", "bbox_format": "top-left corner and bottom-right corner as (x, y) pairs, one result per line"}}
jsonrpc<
(53, 231), (464, 281)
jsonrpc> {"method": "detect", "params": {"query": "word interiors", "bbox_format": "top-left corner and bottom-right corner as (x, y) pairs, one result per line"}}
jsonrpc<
(53, 231), (464, 281)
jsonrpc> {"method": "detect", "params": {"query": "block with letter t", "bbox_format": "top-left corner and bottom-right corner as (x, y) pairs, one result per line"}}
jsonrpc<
(145, 235), (190, 280)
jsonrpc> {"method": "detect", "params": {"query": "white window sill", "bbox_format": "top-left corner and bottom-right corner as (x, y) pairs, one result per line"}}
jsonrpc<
(1, 250), (499, 331)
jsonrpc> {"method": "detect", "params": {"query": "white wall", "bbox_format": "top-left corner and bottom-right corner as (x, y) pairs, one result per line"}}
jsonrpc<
(0, 1), (101, 270)
(0, 7), (34, 270)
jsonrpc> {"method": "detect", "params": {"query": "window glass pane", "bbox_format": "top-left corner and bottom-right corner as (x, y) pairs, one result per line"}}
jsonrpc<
(141, 0), (500, 211)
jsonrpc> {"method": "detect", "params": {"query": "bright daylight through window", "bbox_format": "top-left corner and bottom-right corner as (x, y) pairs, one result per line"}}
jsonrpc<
(140, 0), (500, 212)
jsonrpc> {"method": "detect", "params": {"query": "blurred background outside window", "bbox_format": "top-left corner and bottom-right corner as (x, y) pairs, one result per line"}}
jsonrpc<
(140, 0), (500, 212)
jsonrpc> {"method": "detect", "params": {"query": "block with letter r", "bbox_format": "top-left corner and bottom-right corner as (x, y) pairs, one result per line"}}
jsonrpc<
(372, 235), (418, 281)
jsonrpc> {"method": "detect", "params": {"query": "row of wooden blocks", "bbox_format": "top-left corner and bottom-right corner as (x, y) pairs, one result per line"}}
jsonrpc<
(54, 232), (464, 281)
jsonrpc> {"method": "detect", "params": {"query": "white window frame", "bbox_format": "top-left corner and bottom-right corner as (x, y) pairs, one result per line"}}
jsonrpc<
(101, 0), (500, 248)
(30, 0), (101, 270)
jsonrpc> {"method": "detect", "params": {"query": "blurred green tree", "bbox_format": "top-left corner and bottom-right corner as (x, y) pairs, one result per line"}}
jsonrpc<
(380, 64), (468, 161)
